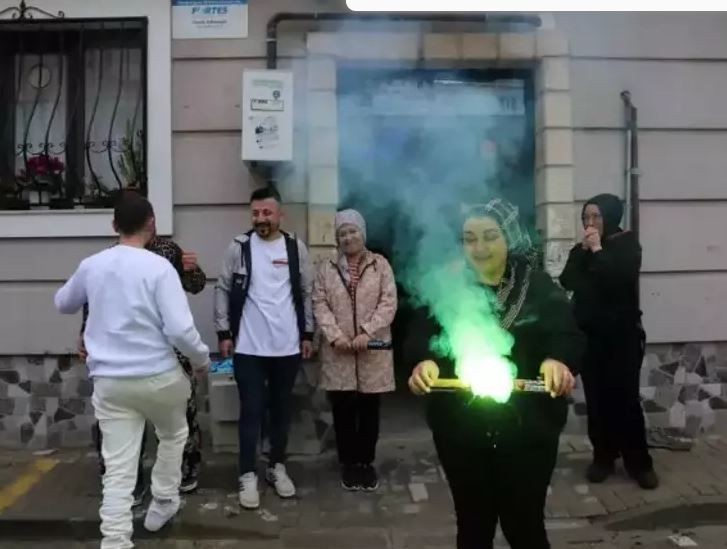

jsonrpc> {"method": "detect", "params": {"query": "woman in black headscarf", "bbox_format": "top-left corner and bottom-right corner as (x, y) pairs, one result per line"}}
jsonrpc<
(407, 199), (584, 549)
(560, 193), (658, 489)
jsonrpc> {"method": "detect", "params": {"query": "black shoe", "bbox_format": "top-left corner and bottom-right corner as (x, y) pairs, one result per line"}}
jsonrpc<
(180, 472), (199, 494)
(132, 482), (148, 508)
(586, 462), (614, 483)
(341, 465), (360, 491)
(632, 469), (659, 490)
(359, 464), (379, 492)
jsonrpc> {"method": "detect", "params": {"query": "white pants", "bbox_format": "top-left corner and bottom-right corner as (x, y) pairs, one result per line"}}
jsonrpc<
(93, 367), (191, 549)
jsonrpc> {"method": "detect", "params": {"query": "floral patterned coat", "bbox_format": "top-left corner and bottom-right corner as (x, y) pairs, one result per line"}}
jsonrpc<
(313, 251), (397, 393)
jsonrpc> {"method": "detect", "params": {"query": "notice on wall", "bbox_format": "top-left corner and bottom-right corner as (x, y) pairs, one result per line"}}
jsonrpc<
(172, 0), (248, 40)
(242, 70), (294, 162)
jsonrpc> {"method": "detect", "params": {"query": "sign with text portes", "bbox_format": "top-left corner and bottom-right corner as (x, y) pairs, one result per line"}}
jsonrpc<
(172, 0), (248, 40)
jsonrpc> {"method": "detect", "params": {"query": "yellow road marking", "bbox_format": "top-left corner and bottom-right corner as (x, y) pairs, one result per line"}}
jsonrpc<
(0, 458), (59, 515)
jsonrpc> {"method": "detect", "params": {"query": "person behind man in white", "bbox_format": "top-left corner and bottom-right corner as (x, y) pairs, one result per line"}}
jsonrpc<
(54, 193), (210, 549)
(215, 185), (313, 509)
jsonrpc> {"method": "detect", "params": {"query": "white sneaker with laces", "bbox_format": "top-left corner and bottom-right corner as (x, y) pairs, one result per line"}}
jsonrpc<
(143, 497), (180, 532)
(238, 472), (260, 509)
(265, 463), (296, 498)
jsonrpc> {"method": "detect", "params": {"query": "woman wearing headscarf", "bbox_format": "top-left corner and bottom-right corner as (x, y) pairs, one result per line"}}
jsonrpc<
(312, 209), (397, 492)
(559, 193), (658, 489)
(407, 199), (584, 549)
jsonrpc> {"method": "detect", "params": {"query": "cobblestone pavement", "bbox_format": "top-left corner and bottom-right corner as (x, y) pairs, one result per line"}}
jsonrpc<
(1, 435), (727, 548)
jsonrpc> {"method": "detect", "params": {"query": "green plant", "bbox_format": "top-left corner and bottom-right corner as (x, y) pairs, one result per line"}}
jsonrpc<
(117, 120), (145, 188)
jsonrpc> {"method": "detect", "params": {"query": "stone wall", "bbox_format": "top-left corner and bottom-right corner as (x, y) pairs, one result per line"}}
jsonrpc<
(3, 342), (727, 449)
(564, 343), (727, 436)
(0, 356), (95, 449)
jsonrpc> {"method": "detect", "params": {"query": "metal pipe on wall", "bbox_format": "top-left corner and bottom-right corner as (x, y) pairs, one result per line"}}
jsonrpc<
(620, 90), (640, 240)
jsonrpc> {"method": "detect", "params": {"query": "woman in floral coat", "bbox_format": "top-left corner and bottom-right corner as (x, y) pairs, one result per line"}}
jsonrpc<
(313, 209), (397, 492)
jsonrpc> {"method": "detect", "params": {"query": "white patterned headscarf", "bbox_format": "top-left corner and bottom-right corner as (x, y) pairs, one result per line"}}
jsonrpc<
(462, 199), (536, 264)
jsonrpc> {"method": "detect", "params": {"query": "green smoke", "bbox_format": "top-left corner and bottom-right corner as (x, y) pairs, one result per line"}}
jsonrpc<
(398, 205), (518, 402)
(334, 67), (535, 401)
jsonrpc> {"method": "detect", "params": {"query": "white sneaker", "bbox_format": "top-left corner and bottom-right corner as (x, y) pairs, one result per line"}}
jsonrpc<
(238, 472), (260, 509)
(265, 463), (296, 499)
(143, 497), (180, 532)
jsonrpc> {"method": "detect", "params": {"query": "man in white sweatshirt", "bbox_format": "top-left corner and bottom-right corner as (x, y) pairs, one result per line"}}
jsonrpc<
(54, 192), (210, 549)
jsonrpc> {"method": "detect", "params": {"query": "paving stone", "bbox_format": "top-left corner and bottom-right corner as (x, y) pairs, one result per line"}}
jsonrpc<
(591, 488), (627, 514)
(408, 483), (428, 503)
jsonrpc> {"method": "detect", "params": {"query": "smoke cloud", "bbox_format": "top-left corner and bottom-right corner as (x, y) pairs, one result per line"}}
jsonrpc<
(330, 60), (537, 399)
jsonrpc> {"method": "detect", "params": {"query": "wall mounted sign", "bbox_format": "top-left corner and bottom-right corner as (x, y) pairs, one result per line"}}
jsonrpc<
(172, 0), (248, 39)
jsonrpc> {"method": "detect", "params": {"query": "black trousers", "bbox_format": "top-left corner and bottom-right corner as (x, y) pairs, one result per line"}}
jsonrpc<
(233, 353), (301, 474)
(328, 391), (381, 466)
(581, 327), (653, 473)
(433, 429), (559, 549)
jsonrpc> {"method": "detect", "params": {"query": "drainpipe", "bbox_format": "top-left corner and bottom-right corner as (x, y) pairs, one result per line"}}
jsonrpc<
(620, 90), (640, 240)
(621, 90), (641, 308)
(266, 12), (542, 69)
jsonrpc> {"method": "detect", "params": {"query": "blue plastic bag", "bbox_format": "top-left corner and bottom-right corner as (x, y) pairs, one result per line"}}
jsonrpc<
(210, 357), (233, 374)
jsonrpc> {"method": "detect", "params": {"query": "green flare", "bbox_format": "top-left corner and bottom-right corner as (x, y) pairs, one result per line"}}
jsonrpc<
(410, 258), (517, 403)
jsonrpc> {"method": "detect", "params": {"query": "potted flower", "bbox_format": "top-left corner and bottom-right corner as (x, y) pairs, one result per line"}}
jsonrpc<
(23, 154), (74, 210)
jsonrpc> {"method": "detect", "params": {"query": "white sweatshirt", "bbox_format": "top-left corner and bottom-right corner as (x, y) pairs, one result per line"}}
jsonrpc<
(54, 244), (209, 378)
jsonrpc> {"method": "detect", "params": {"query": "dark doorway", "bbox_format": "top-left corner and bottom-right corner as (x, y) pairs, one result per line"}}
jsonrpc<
(337, 67), (536, 389)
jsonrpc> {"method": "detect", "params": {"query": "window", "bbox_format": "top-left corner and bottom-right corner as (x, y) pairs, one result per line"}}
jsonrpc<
(0, 0), (171, 238)
(0, 18), (148, 211)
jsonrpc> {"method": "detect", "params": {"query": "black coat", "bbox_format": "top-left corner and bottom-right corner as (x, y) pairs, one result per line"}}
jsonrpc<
(559, 231), (642, 337)
(406, 265), (585, 446)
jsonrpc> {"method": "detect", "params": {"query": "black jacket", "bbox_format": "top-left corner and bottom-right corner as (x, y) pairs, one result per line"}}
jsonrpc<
(406, 267), (585, 444)
(559, 231), (642, 336)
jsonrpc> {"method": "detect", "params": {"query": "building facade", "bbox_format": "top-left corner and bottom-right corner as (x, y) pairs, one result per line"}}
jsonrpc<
(1, 0), (727, 449)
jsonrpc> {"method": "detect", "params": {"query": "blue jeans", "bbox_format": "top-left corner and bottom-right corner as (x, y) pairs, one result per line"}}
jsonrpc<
(233, 353), (301, 474)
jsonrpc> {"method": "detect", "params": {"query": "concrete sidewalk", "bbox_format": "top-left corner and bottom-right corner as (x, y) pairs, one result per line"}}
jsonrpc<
(1, 435), (727, 548)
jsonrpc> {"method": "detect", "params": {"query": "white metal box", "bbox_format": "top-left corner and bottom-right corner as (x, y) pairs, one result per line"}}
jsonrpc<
(241, 69), (294, 162)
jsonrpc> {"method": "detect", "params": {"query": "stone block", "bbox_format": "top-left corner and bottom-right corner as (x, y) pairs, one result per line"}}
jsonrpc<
(649, 369), (674, 387)
(669, 402), (686, 428)
(674, 366), (687, 385)
(308, 91), (337, 129)
(541, 128), (574, 166)
(686, 372), (703, 385)
(461, 33), (498, 60)
(309, 31), (419, 60)
(677, 385), (699, 404)
(536, 29), (569, 57)
(308, 167), (339, 205)
(702, 383), (722, 397)
(538, 58), (570, 92)
(308, 127), (339, 168)
(423, 33), (460, 59)
(535, 166), (574, 204)
(498, 33), (535, 60)
(307, 33), (338, 56)
(308, 206), (337, 246)
(643, 400), (667, 413)
(307, 58), (337, 91)
(538, 91), (572, 129)
(536, 203), (576, 240)
(0, 370), (19, 385)
(680, 343), (702, 372)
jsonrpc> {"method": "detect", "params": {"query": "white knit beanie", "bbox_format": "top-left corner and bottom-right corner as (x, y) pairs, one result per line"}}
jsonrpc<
(334, 209), (367, 243)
